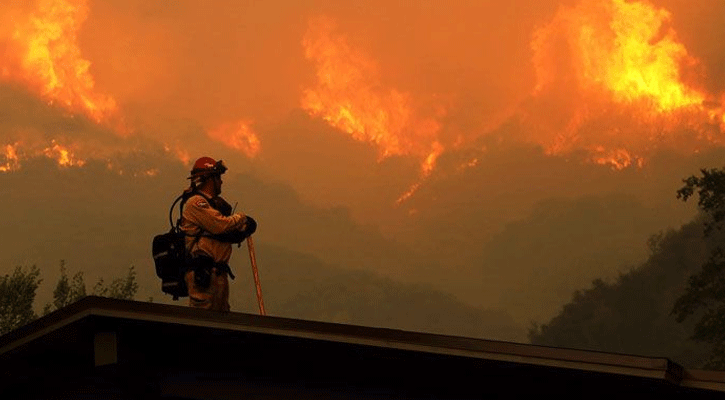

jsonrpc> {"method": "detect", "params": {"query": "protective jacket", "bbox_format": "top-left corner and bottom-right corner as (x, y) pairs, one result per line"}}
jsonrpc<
(180, 194), (247, 264)
(180, 192), (251, 311)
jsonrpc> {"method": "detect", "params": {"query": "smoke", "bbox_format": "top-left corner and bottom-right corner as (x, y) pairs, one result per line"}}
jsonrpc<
(657, 0), (725, 94)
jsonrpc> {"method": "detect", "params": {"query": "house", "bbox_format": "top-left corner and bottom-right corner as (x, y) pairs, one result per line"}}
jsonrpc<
(1, 296), (724, 399)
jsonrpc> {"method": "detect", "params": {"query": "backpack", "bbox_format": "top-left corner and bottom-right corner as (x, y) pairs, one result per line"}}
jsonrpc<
(152, 193), (192, 300)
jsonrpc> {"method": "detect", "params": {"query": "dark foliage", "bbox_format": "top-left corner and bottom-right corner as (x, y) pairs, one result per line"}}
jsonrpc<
(529, 221), (715, 368)
(671, 168), (725, 369)
(0, 266), (42, 335)
(43, 262), (139, 315)
(0, 261), (139, 335)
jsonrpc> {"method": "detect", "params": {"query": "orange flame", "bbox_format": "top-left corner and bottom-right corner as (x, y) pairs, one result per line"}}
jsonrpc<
(301, 16), (449, 202)
(0, 143), (21, 172)
(206, 120), (261, 159)
(525, 0), (723, 169)
(301, 16), (444, 161)
(532, 0), (705, 111)
(396, 142), (444, 204)
(1, 0), (118, 125)
(0, 140), (88, 171)
(43, 140), (85, 167)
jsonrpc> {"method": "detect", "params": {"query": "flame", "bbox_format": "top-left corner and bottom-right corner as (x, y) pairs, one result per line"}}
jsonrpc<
(43, 140), (85, 167)
(301, 16), (444, 160)
(162, 145), (192, 166)
(0, 143), (21, 172)
(532, 0), (705, 111)
(396, 142), (444, 204)
(301, 16), (450, 202)
(206, 120), (261, 159)
(0, 140), (88, 171)
(1, 0), (119, 125)
(589, 147), (644, 170)
(524, 0), (724, 169)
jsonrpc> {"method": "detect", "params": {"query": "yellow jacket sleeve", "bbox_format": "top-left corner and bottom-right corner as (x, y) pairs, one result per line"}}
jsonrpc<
(182, 195), (245, 235)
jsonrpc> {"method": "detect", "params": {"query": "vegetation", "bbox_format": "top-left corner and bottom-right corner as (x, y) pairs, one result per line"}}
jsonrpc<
(41, 261), (138, 315)
(42, 260), (86, 315)
(529, 167), (725, 370)
(0, 261), (137, 335)
(0, 266), (42, 335)
(527, 219), (714, 368)
(671, 168), (725, 369)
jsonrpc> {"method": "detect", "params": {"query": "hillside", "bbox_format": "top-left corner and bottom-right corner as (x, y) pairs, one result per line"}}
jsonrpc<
(528, 216), (720, 368)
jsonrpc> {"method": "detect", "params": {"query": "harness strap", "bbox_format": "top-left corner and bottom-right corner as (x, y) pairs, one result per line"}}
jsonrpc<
(188, 255), (236, 280)
(175, 190), (237, 280)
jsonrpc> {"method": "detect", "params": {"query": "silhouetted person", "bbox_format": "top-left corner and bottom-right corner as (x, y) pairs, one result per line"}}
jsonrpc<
(180, 157), (256, 311)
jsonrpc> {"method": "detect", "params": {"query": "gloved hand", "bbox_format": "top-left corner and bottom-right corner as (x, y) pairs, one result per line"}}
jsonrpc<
(242, 216), (257, 236)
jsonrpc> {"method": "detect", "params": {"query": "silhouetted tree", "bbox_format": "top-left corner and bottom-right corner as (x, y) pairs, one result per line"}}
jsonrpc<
(93, 266), (138, 300)
(43, 262), (138, 315)
(672, 168), (725, 368)
(0, 261), (140, 335)
(0, 266), (42, 335)
(43, 260), (86, 315)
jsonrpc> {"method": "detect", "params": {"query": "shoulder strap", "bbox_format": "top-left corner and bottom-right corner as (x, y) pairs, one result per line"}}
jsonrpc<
(169, 189), (197, 231)
(172, 191), (204, 256)
(168, 193), (185, 231)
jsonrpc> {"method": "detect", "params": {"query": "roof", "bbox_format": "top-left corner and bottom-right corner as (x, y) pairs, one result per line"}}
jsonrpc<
(1, 296), (725, 398)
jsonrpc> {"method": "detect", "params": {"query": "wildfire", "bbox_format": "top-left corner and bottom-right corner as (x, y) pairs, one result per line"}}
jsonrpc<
(396, 141), (444, 204)
(533, 0), (705, 111)
(301, 17), (444, 159)
(1, 0), (118, 125)
(301, 16), (449, 201)
(526, 0), (723, 169)
(589, 147), (644, 170)
(43, 140), (85, 167)
(0, 144), (21, 172)
(0, 140), (87, 171)
(206, 120), (261, 159)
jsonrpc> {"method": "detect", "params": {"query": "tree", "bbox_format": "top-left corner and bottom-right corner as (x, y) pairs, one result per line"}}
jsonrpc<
(0, 261), (140, 336)
(43, 260), (86, 315)
(0, 266), (42, 335)
(43, 262), (139, 315)
(672, 167), (725, 369)
(92, 265), (138, 300)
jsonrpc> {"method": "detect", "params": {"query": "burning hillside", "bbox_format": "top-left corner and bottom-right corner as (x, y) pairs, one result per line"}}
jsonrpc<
(1, 0), (725, 205)
(0, 0), (120, 171)
(1, 0), (118, 124)
(520, 0), (725, 170)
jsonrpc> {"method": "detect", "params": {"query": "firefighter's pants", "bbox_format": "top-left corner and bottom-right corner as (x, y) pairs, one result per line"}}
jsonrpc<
(185, 267), (230, 311)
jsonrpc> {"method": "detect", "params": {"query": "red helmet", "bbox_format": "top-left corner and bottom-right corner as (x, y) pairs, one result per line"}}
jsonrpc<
(188, 157), (227, 180)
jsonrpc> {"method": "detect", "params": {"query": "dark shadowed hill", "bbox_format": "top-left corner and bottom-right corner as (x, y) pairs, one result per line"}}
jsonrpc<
(232, 243), (523, 341)
(478, 194), (667, 324)
(528, 216), (720, 368)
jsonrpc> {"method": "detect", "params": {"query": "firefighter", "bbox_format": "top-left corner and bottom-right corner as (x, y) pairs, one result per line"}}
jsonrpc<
(181, 156), (256, 311)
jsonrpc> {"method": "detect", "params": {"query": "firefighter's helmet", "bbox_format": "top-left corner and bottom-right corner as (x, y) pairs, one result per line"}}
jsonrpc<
(188, 157), (227, 184)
